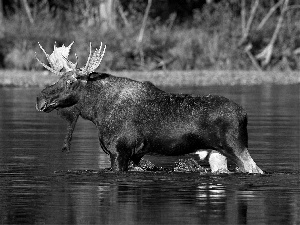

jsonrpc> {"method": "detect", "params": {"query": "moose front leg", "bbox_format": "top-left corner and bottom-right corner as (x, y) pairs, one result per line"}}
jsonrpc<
(100, 136), (133, 172)
(57, 108), (80, 152)
(62, 116), (79, 152)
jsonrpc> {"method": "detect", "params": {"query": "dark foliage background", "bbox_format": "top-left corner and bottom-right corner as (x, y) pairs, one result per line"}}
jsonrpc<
(0, 0), (299, 71)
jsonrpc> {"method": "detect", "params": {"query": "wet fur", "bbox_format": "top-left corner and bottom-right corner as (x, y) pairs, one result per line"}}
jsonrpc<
(37, 72), (263, 173)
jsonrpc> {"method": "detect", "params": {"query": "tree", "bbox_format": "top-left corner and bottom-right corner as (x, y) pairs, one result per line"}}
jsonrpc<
(99, 0), (117, 31)
(240, 0), (292, 70)
(0, 0), (4, 38)
(21, 0), (34, 24)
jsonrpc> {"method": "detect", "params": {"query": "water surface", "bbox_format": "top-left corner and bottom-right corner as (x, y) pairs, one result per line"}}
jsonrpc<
(0, 84), (299, 224)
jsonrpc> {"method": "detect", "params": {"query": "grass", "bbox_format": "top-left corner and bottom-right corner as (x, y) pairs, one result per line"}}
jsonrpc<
(0, 69), (299, 88)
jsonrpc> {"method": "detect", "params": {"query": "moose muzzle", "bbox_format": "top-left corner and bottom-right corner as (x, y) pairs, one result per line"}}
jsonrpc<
(36, 97), (56, 113)
(36, 97), (47, 112)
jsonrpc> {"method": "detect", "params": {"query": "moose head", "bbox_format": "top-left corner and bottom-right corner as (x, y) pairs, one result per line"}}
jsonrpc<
(36, 42), (106, 113)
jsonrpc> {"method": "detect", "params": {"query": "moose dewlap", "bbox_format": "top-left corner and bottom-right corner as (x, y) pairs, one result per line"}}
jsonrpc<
(35, 42), (263, 174)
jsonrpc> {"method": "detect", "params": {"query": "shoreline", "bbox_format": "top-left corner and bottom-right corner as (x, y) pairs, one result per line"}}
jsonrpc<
(0, 70), (299, 87)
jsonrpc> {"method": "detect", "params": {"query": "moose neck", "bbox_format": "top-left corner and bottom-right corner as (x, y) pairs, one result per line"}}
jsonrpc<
(77, 74), (124, 123)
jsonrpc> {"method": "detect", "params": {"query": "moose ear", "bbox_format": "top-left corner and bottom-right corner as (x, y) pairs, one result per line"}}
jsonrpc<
(87, 72), (110, 81)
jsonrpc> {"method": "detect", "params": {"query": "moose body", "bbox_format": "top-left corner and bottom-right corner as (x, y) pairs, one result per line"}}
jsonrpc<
(37, 72), (263, 173)
(35, 42), (263, 173)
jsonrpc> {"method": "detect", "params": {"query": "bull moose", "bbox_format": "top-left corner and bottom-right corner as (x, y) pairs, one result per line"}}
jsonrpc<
(35, 42), (263, 174)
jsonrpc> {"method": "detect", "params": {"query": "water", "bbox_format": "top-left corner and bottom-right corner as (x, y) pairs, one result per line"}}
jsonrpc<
(0, 84), (299, 225)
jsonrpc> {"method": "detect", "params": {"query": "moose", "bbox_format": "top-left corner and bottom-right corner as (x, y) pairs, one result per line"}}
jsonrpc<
(35, 42), (263, 174)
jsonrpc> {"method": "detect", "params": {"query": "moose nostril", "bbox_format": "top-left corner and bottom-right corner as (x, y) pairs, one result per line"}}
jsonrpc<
(36, 98), (47, 111)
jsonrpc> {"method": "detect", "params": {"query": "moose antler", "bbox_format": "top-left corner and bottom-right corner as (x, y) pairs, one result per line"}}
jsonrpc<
(79, 42), (106, 75)
(36, 42), (75, 75)
(36, 42), (106, 76)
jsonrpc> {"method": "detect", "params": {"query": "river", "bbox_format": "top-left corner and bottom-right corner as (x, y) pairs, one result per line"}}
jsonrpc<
(0, 84), (299, 224)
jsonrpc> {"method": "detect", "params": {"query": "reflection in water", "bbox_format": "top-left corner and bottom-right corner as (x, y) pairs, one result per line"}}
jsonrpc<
(0, 85), (299, 224)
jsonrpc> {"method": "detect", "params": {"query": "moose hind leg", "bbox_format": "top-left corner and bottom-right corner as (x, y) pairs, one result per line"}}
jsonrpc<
(233, 148), (263, 174)
(217, 114), (264, 174)
(221, 134), (263, 174)
(195, 150), (229, 173)
(208, 150), (229, 173)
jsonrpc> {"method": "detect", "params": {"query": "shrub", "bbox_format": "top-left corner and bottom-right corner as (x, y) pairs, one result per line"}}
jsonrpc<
(1, 0), (300, 71)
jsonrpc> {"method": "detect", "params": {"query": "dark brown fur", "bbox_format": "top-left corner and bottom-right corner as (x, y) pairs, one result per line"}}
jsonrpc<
(36, 72), (263, 173)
